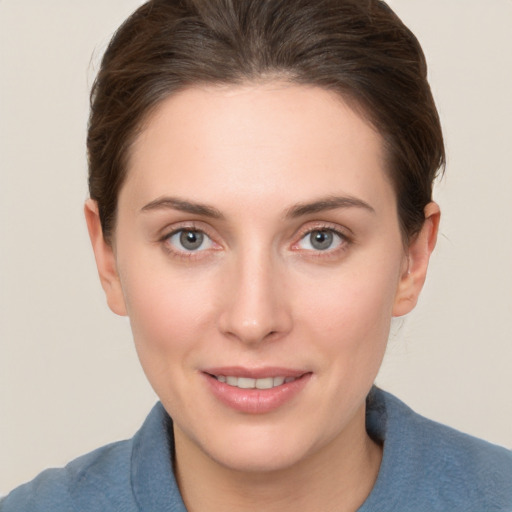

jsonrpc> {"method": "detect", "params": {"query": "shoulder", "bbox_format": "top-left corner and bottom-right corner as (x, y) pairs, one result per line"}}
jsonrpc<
(0, 402), (184, 512)
(0, 439), (135, 512)
(363, 387), (512, 512)
(383, 388), (512, 476)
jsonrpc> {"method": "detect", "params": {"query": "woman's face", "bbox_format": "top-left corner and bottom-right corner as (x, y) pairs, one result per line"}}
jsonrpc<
(90, 82), (432, 473)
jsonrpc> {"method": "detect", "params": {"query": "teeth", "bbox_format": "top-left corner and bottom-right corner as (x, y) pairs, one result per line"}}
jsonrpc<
(237, 377), (256, 389)
(215, 375), (296, 389)
(256, 377), (273, 389)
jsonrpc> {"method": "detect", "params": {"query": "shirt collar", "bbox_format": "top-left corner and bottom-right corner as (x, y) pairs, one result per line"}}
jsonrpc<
(131, 402), (187, 512)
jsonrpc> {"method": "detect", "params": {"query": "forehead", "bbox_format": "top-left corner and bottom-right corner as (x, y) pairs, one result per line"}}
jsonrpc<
(122, 82), (394, 215)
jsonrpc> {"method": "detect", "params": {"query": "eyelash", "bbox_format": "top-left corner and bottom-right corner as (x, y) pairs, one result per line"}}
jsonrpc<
(292, 224), (352, 257)
(158, 223), (352, 260)
(159, 223), (220, 260)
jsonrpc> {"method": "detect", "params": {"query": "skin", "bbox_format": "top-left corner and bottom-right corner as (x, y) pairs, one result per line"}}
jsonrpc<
(85, 82), (439, 512)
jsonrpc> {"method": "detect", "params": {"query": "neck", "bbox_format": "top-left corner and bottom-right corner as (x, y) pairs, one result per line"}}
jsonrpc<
(173, 406), (382, 512)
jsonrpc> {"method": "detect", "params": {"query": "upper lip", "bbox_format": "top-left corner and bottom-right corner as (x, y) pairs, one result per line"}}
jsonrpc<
(203, 366), (309, 379)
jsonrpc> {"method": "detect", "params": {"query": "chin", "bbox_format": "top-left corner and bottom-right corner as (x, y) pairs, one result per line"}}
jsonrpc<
(182, 418), (328, 475)
(208, 442), (311, 474)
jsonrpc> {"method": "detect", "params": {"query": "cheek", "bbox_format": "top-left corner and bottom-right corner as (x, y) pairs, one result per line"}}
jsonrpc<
(119, 261), (218, 372)
(282, 261), (402, 435)
(295, 260), (402, 354)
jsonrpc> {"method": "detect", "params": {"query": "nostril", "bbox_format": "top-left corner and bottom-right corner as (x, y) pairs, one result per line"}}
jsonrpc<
(216, 277), (293, 344)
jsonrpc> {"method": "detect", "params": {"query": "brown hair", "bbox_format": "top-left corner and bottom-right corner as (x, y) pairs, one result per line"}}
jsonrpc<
(88, 0), (445, 244)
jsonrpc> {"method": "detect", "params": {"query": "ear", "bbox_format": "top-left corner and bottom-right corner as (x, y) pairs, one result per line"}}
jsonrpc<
(392, 202), (440, 317)
(84, 199), (127, 316)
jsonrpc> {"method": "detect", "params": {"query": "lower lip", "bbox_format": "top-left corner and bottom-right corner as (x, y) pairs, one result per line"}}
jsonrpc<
(204, 373), (312, 414)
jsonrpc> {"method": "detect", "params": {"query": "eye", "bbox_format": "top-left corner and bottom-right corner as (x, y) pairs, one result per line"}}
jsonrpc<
(297, 229), (344, 251)
(166, 229), (214, 252)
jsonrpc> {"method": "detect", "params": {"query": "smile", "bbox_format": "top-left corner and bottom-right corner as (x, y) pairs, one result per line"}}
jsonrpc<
(214, 375), (297, 389)
(205, 370), (312, 413)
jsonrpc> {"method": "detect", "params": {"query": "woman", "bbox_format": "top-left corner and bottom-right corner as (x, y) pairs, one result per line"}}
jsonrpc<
(2, 0), (511, 510)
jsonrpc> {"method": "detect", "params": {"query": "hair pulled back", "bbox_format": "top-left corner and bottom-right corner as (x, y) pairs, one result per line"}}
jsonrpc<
(88, 0), (445, 244)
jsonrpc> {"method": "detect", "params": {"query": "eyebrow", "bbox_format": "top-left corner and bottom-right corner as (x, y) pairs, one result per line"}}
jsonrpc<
(140, 194), (375, 220)
(140, 196), (224, 219)
(285, 195), (375, 218)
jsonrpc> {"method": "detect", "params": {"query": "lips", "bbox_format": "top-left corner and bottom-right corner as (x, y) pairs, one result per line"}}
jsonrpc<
(203, 367), (311, 414)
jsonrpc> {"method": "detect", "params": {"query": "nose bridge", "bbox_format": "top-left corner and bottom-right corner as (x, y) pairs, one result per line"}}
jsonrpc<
(218, 241), (291, 344)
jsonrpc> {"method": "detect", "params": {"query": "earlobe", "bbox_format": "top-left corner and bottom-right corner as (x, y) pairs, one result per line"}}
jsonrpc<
(392, 202), (440, 317)
(84, 199), (127, 316)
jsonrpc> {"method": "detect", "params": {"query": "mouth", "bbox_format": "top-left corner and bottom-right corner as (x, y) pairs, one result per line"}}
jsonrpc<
(210, 374), (299, 390)
(203, 368), (311, 413)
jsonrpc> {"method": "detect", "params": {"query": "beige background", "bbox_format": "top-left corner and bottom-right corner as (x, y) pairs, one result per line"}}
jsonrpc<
(1, 0), (511, 495)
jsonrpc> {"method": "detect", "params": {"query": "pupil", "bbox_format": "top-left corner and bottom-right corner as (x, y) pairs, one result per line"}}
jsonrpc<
(311, 230), (333, 250)
(180, 230), (203, 250)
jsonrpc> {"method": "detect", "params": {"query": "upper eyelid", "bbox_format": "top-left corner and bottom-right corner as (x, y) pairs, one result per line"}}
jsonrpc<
(163, 227), (215, 246)
(294, 222), (352, 240)
(296, 229), (348, 247)
(158, 221), (211, 240)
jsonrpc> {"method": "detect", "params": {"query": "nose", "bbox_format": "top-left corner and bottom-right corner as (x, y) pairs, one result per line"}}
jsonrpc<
(217, 249), (293, 345)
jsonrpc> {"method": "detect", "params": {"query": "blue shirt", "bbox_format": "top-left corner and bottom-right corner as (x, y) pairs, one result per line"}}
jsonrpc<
(2, 388), (511, 511)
